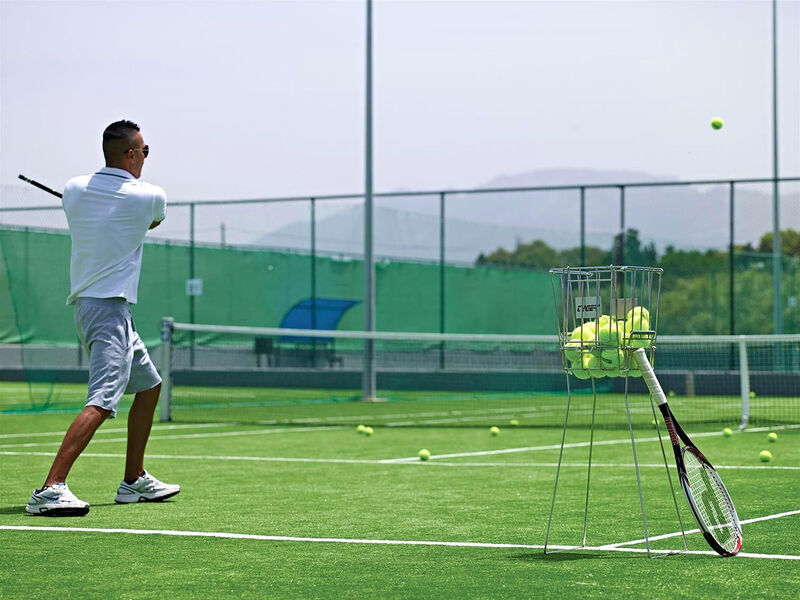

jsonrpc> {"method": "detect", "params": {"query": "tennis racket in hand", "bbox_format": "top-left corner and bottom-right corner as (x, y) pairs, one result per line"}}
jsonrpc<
(632, 347), (743, 557)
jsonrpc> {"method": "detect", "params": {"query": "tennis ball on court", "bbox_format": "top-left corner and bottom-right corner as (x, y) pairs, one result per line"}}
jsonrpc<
(418, 449), (431, 461)
(749, 390), (756, 399)
(759, 450), (772, 463)
(490, 426), (500, 436)
(768, 432), (778, 442)
(668, 390), (676, 397)
(357, 424), (366, 434)
(711, 117), (724, 130)
(510, 419), (520, 427)
(651, 419), (657, 427)
(722, 427), (733, 437)
(364, 426), (374, 436)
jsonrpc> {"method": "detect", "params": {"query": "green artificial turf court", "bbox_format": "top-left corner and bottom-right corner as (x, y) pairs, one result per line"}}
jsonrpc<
(1, 383), (799, 599)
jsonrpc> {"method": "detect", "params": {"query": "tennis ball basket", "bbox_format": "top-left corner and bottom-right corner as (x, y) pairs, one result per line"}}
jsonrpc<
(549, 265), (662, 379)
(544, 266), (691, 558)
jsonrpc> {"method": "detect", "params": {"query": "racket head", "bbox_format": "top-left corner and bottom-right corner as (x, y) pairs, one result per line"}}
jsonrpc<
(680, 446), (743, 556)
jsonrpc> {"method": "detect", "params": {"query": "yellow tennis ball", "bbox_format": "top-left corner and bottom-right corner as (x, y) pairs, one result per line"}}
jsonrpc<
(571, 368), (591, 380)
(364, 426), (374, 436)
(759, 450), (772, 463)
(357, 424), (366, 434)
(722, 427), (733, 437)
(418, 449), (431, 461)
(711, 117), (724, 130)
(767, 432), (778, 443)
(510, 419), (519, 427)
(626, 307), (650, 322)
(490, 426), (500, 436)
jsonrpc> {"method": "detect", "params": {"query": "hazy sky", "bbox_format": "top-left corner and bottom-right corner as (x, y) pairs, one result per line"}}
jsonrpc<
(1, 0), (799, 203)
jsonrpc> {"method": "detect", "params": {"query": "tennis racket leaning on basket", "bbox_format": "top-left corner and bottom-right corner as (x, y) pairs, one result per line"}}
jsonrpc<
(632, 347), (743, 557)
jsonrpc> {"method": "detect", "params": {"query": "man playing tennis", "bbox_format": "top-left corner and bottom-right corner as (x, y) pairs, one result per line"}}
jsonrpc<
(26, 120), (180, 516)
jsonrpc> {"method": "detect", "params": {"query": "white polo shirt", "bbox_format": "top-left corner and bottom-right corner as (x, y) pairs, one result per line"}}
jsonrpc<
(62, 167), (167, 305)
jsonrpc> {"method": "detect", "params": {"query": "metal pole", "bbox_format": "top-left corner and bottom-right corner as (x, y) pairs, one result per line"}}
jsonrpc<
(580, 187), (586, 266)
(189, 203), (195, 368)
(729, 182), (735, 336)
(311, 198), (317, 367)
(618, 186), (625, 265)
(439, 191), (446, 369)
(363, 0), (376, 400)
(772, 0), (782, 334)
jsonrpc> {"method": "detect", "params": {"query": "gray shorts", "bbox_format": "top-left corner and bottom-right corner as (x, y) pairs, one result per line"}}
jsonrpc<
(74, 297), (162, 418)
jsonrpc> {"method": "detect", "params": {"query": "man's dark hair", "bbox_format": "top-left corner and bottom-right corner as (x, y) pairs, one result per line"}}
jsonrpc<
(102, 120), (140, 160)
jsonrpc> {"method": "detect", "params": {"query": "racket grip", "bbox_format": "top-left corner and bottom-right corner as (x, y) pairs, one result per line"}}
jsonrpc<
(632, 348), (668, 406)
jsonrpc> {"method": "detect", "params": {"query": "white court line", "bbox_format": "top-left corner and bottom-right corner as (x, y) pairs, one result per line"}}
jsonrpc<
(0, 422), (233, 439)
(2, 450), (797, 471)
(601, 509), (800, 549)
(0, 426), (345, 449)
(0, 525), (797, 560)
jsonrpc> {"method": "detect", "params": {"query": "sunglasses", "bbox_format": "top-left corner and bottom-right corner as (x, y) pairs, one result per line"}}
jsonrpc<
(127, 145), (150, 158)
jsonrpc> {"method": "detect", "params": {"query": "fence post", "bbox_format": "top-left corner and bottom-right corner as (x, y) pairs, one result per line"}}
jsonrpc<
(738, 336), (750, 430)
(160, 317), (174, 422)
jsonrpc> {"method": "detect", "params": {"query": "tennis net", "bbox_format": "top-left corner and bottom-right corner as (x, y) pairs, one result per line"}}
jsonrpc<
(159, 321), (800, 428)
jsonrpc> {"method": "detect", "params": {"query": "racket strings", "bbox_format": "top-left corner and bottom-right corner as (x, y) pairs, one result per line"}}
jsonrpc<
(683, 450), (742, 553)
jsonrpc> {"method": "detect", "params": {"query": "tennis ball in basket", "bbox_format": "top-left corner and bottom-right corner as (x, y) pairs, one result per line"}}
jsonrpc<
(418, 449), (431, 461)
(364, 426), (374, 436)
(490, 426), (500, 436)
(759, 450), (772, 463)
(711, 117), (724, 130)
(582, 352), (599, 369)
(563, 340), (583, 364)
(571, 368), (591, 380)
(570, 323), (597, 341)
(597, 322), (620, 346)
(768, 432), (778, 442)
(722, 427), (733, 437)
(626, 307), (650, 322)
(597, 314), (612, 328)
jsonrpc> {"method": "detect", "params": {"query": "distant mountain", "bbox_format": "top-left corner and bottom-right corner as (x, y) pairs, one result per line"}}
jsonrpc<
(253, 169), (798, 262)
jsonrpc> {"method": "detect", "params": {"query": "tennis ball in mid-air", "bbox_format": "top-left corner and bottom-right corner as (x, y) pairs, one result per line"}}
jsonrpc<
(768, 432), (778, 443)
(418, 449), (431, 461)
(722, 427), (733, 437)
(759, 450), (772, 462)
(490, 426), (500, 436)
(364, 426), (374, 436)
(510, 419), (520, 427)
(711, 117), (724, 130)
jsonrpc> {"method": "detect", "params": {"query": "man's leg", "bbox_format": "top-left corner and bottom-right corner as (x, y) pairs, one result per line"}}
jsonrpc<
(124, 382), (161, 483)
(43, 405), (110, 488)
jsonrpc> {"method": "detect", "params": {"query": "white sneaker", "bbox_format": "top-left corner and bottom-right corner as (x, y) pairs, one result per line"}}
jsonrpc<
(115, 470), (180, 503)
(26, 483), (90, 516)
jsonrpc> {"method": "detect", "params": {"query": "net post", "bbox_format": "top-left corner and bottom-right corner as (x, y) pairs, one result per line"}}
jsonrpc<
(160, 317), (174, 422)
(738, 336), (750, 430)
